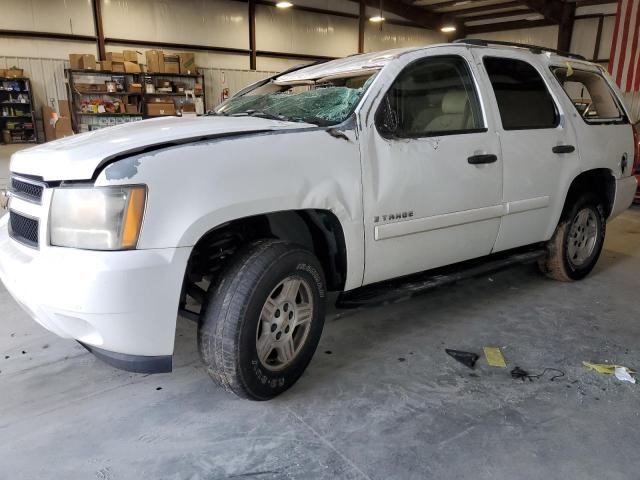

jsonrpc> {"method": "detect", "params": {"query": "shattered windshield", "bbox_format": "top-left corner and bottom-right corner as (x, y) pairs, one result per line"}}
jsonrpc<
(213, 72), (377, 125)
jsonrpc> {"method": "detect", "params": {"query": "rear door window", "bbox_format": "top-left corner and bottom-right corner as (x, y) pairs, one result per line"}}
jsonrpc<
(483, 57), (558, 130)
(552, 68), (625, 123)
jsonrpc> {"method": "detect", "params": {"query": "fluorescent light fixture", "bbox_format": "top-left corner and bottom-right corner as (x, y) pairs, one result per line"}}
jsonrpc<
(276, 1), (293, 8)
(370, 15), (385, 22)
(453, 1), (471, 6)
(441, 25), (457, 33)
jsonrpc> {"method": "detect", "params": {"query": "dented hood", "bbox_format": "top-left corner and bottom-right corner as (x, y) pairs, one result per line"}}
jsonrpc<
(10, 115), (310, 181)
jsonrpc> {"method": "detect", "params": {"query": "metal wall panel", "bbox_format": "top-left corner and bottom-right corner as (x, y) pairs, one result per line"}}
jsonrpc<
(100, 0), (249, 49)
(598, 16), (615, 60)
(0, 37), (97, 58)
(256, 4), (358, 57)
(570, 18), (599, 60)
(469, 25), (559, 49)
(0, 0), (95, 35)
(255, 56), (312, 72)
(201, 67), (277, 109)
(364, 23), (445, 52)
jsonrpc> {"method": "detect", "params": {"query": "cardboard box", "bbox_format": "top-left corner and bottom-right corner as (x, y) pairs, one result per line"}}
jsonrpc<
(58, 100), (71, 118)
(99, 60), (113, 71)
(123, 50), (138, 62)
(124, 61), (141, 73)
(75, 83), (108, 93)
(178, 52), (196, 74)
(0, 69), (6, 78)
(79, 54), (96, 70)
(111, 62), (125, 73)
(164, 63), (180, 74)
(6, 68), (24, 77)
(125, 104), (138, 114)
(129, 83), (142, 93)
(69, 54), (83, 69)
(42, 101), (74, 141)
(146, 103), (176, 116)
(106, 52), (124, 62)
(145, 50), (164, 73)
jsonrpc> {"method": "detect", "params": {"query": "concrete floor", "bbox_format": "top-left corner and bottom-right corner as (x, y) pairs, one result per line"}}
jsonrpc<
(1, 153), (639, 478)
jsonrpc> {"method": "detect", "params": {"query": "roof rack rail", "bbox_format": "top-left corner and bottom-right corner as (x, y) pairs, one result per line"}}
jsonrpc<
(454, 38), (586, 61)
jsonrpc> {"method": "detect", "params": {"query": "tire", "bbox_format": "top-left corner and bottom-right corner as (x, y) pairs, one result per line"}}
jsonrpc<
(538, 193), (606, 281)
(198, 239), (326, 400)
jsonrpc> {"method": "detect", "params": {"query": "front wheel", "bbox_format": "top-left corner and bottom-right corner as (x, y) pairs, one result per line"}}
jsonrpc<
(538, 193), (606, 281)
(198, 240), (326, 400)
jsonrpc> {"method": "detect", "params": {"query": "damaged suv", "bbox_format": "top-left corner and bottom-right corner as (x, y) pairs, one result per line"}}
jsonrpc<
(1, 40), (637, 400)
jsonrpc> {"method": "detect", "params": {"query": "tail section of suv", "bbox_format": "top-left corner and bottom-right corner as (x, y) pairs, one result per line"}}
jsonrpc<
(1, 40), (636, 399)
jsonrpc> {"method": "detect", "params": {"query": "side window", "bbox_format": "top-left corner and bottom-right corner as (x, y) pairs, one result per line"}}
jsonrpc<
(552, 68), (624, 123)
(483, 57), (558, 130)
(376, 55), (484, 138)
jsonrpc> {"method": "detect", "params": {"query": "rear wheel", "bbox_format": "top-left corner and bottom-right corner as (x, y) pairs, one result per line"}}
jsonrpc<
(538, 193), (606, 281)
(198, 240), (326, 400)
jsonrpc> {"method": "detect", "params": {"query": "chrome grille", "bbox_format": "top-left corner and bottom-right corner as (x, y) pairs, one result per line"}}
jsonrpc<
(8, 211), (39, 248)
(10, 175), (44, 204)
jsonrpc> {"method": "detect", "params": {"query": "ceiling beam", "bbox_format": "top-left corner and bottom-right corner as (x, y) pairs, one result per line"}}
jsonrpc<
(520, 0), (566, 23)
(465, 17), (554, 34)
(446, 1), (523, 16)
(461, 7), (534, 23)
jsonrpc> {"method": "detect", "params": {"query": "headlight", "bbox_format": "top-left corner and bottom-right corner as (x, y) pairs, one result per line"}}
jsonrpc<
(50, 186), (146, 250)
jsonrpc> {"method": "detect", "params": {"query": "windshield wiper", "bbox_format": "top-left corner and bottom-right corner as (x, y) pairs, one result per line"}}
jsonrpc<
(293, 116), (336, 127)
(242, 110), (291, 121)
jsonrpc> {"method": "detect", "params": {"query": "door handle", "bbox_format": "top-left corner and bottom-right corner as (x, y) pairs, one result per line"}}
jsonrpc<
(552, 145), (575, 154)
(468, 154), (498, 164)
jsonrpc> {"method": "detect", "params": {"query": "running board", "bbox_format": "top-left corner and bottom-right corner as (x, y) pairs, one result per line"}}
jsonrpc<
(336, 249), (546, 309)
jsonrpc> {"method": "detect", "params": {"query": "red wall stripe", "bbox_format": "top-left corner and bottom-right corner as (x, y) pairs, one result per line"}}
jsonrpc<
(615, 0), (634, 86)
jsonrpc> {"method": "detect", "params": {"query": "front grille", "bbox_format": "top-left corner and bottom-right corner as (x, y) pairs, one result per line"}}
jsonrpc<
(8, 211), (39, 248)
(11, 176), (44, 203)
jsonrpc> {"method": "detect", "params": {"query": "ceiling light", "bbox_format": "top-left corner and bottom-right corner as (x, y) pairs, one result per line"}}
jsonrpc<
(370, 15), (385, 22)
(276, 1), (293, 8)
(441, 25), (457, 33)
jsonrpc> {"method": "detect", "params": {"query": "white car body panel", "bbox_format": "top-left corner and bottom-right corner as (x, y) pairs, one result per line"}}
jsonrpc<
(0, 43), (636, 363)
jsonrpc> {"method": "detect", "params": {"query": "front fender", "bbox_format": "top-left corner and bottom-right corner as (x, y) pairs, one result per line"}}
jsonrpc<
(95, 129), (365, 289)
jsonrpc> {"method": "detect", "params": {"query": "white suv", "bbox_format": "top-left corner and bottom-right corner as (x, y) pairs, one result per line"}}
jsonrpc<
(1, 40), (637, 400)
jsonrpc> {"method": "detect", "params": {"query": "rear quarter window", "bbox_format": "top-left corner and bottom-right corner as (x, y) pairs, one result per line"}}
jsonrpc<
(552, 67), (626, 124)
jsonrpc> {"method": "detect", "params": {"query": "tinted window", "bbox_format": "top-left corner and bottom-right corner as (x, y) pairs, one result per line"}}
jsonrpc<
(376, 55), (484, 138)
(553, 68), (623, 123)
(483, 57), (558, 130)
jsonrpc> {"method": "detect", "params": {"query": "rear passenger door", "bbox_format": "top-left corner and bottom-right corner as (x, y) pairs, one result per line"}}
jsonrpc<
(474, 51), (581, 252)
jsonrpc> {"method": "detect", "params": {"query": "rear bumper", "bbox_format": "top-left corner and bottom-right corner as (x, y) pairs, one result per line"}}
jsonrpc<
(610, 175), (638, 218)
(0, 213), (191, 361)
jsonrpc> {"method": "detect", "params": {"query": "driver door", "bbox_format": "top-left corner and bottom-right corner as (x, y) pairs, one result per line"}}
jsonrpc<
(359, 51), (503, 285)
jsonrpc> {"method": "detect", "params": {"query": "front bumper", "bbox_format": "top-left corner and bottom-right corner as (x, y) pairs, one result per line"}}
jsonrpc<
(0, 213), (190, 370)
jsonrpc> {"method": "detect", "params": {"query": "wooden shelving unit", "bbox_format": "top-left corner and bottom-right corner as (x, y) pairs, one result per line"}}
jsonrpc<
(65, 69), (205, 133)
(0, 77), (36, 144)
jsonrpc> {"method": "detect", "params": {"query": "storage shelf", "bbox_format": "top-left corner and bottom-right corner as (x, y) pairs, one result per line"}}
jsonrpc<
(1, 101), (31, 105)
(0, 115), (32, 119)
(65, 68), (205, 133)
(144, 72), (202, 78)
(74, 91), (142, 96)
(145, 92), (203, 96)
(76, 112), (141, 116)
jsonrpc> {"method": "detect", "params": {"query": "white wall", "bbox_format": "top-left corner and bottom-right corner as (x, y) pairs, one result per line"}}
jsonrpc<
(468, 25), (560, 50)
